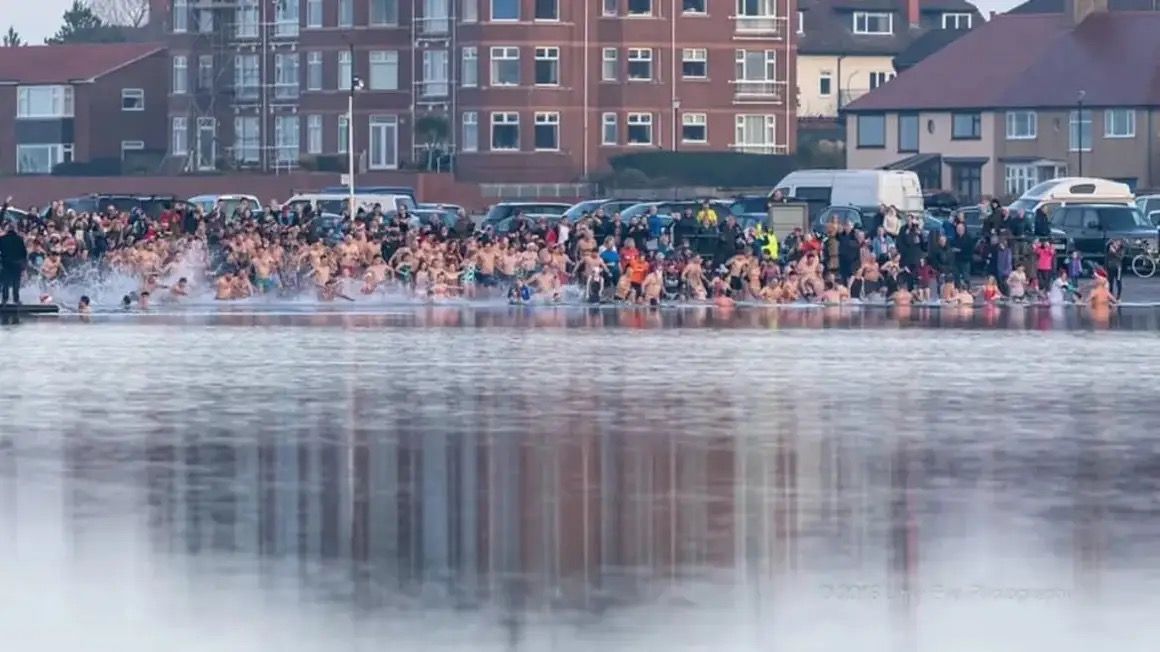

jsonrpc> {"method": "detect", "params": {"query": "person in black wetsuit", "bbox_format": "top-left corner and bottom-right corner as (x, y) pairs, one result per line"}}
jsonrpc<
(0, 216), (28, 306)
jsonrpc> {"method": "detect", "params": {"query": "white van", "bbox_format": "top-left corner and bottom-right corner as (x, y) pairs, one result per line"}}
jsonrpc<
(285, 192), (416, 216)
(1007, 177), (1134, 216)
(773, 170), (924, 215)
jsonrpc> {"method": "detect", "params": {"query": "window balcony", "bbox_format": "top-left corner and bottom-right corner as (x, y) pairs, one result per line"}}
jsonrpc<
(273, 83), (300, 101)
(732, 79), (786, 102)
(733, 14), (785, 37)
(233, 85), (261, 102)
(417, 17), (450, 36)
(729, 142), (787, 155)
(419, 80), (449, 98)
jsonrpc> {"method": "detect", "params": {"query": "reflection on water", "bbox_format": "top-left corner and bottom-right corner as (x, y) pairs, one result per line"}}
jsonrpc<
(2, 325), (1160, 650)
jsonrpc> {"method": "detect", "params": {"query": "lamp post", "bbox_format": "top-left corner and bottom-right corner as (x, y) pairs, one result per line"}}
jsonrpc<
(1077, 89), (1086, 177)
(347, 42), (364, 218)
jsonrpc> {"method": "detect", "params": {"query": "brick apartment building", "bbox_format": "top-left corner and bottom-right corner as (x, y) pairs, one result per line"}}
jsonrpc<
(0, 43), (168, 176)
(156, 0), (798, 183)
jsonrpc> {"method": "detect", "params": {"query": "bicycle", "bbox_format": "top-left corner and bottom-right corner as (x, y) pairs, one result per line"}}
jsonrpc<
(1131, 251), (1158, 278)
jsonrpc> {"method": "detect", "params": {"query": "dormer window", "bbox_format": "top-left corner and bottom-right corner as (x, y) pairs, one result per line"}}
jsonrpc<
(941, 12), (972, 29)
(853, 11), (892, 35)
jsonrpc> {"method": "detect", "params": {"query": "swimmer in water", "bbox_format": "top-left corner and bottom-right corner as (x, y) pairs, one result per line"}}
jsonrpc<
(77, 295), (91, 314)
(215, 273), (234, 300)
(170, 277), (190, 298)
(138, 291), (150, 310)
(121, 294), (133, 310)
(1086, 275), (1116, 308)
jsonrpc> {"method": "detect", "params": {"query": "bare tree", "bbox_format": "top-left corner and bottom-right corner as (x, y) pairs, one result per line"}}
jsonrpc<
(91, 0), (149, 28)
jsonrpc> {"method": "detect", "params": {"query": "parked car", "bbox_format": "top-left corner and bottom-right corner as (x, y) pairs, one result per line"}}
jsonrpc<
(618, 199), (733, 224)
(410, 208), (458, 230)
(493, 213), (565, 236)
(186, 194), (261, 217)
(1134, 194), (1160, 226)
(563, 198), (647, 222)
(1049, 203), (1158, 262)
(480, 202), (570, 230)
(45, 193), (176, 219)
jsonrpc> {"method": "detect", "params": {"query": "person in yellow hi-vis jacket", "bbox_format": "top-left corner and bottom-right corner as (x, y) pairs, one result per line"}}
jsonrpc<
(695, 199), (719, 228)
(755, 224), (779, 261)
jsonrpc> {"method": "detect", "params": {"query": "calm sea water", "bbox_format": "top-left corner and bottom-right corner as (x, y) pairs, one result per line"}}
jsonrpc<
(2, 309), (1160, 651)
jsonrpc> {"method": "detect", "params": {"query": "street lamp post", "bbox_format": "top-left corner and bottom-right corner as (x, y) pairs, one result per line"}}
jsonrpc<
(347, 42), (364, 218)
(1077, 89), (1086, 177)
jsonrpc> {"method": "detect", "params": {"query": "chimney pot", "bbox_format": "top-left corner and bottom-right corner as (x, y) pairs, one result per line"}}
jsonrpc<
(908, 0), (921, 27)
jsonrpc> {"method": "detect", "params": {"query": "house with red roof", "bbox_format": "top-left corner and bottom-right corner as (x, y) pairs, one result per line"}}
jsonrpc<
(843, 0), (1160, 202)
(0, 43), (167, 175)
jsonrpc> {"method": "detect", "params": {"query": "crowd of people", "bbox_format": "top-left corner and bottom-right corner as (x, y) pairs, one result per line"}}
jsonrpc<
(0, 193), (1122, 312)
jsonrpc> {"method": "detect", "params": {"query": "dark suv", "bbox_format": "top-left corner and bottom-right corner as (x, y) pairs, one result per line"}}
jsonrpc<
(1049, 203), (1158, 262)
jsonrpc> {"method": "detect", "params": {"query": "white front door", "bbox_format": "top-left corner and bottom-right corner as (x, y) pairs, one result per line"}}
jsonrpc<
(369, 115), (398, 169)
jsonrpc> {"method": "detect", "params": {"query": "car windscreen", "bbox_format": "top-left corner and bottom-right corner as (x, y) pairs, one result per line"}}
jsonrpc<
(1098, 206), (1150, 230)
(731, 197), (768, 214)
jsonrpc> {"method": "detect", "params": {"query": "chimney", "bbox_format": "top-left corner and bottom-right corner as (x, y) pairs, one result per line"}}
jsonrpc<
(907, 0), (920, 27)
(1067, 0), (1109, 25)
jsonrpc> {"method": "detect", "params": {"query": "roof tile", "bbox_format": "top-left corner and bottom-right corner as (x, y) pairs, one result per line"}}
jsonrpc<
(0, 43), (164, 84)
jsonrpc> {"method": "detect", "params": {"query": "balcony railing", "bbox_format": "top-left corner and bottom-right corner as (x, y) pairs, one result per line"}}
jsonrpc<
(733, 14), (785, 37)
(730, 143), (788, 155)
(273, 83), (299, 100)
(732, 79), (786, 102)
(418, 16), (450, 36)
(233, 84), (260, 102)
(419, 80), (449, 98)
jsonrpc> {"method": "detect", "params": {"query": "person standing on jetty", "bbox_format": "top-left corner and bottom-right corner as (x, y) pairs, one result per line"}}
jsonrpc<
(0, 199), (28, 305)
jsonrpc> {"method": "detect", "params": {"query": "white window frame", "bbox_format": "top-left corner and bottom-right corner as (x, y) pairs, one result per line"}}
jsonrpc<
(797, 10), (804, 34)
(733, 114), (778, 153)
(368, 114), (399, 169)
(462, 111), (479, 152)
(681, 112), (707, 144)
(306, 52), (323, 91)
(627, 0), (653, 16)
(273, 52), (300, 99)
(1069, 109), (1092, 152)
(490, 46), (520, 86)
(421, 49), (449, 97)
(627, 48), (653, 81)
(1005, 164), (1037, 197)
(274, 115), (300, 164)
(121, 140), (145, 160)
(339, 50), (352, 91)
(941, 12), (972, 29)
(626, 112), (653, 145)
(338, 0), (353, 27)
(274, 0), (299, 37)
(234, 54), (259, 99)
(535, 0), (560, 20)
(602, 0), (617, 16)
(172, 116), (188, 156)
(601, 48), (618, 81)
(462, 0), (479, 22)
(736, 0), (779, 32)
(868, 71), (893, 90)
(236, 0), (259, 37)
(682, 48), (707, 79)
(853, 11), (892, 35)
(307, 0), (323, 27)
(121, 88), (145, 111)
(534, 46), (560, 86)
(490, 0), (519, 21)
(195, 116), (216, 171)
(16, 86), (75, 119)
(462, 46), (478, 87)
(307, 115), (323, 154)
(338, 114), (349, 154)
(601, 112), (618, 145)
(234, 116), (260, 163)
(173, 0), (188, 32)
(369, 50), (400, 91)
(1005, 110), (1037, 140)
(1105, 108), (1136, 139)
(16, 144), (72, 174)
(533, 111), (560, 151)
(734, 49), (778, 96)
(683, 0), (707, 15)
(818, 70), (832, 97)
(491, 111), (521, 151)
(172, 55), (188, 95)
(370, 0), (400, 26)
(197, 54), (214, 89)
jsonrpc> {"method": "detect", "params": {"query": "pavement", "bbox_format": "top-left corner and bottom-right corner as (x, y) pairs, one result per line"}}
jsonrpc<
(1101, 275), (1159, 302)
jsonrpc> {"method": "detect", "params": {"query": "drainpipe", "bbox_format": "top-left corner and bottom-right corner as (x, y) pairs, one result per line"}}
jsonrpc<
(670, 0), (677, 151)
(784, 0), (792, 152)
(582, 0), (590, 178)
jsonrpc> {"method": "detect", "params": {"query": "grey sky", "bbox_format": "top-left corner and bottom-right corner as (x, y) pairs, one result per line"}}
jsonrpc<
(6, 0), (1025, 45)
